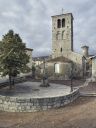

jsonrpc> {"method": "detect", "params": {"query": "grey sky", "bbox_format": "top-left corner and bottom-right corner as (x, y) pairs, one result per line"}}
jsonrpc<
(0, 0), (96, 56)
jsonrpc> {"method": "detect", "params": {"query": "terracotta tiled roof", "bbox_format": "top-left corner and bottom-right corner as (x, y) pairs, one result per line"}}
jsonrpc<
(47, 56), (72, 63)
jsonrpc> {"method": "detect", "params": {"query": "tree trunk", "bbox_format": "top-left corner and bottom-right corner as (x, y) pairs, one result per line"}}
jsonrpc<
(13, 78), (14, 86)
(32, 71), (35, 79)
(9, 75), (12, 89)
(12, 77), (15, 88)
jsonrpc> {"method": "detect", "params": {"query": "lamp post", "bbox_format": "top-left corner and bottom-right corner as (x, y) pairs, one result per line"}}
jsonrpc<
(70, 76), (73, 92)
(70, 64), (73, 92)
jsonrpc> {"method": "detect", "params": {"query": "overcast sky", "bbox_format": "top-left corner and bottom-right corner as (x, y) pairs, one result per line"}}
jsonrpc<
(0, 0), (96, 57)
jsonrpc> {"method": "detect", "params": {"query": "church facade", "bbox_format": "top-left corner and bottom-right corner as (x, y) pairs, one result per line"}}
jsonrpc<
(36, 12), (96, 80)
(45, 13), (87, 79)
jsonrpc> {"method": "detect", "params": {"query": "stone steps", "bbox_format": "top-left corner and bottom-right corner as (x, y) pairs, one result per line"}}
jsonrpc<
(80, 92), (96, 97)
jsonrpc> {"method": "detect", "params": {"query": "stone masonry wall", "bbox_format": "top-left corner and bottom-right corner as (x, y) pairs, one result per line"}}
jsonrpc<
(0, 89), (79, 112)
(52, 13), (73, 58)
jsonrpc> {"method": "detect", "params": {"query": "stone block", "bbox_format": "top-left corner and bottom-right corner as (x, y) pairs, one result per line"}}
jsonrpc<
(56, 103), (60, 107)
(26, 106), (31, 110)
(10, 98), (16, 102)
(21, 106), (27, 111)
(48, 106), (52, 109)
(30, 98), (34, 103)
(11, 102), (16, 106)
(16, 99), (26, 103)
(45, 98), (50, 103)
(20, 103), (28, 106)
(30, 105), (36, 109)
(15, 103), (20, 106)
(53, 103), (57, 108)
(5, 97), (10, 102)
(42, 106), (48, 110)
(17, 106), (22, 110)
(27, 102), (33, 106)
(4, 101), (8, 105)
(33, 99), (39, 106)
(60, 103), (64, 107)
(42, 101), (47, 106)
(9, 107), (16, 110)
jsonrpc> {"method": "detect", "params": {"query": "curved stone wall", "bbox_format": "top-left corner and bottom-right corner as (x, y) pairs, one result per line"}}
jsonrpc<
(0, 89), (79, 112)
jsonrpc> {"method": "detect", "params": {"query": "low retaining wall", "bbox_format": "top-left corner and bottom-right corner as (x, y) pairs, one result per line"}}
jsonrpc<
(0, 89), (79, 112)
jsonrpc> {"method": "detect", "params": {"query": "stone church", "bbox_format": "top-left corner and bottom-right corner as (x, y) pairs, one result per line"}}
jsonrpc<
(36, 12), (96, 80)
(43, 12), (92, 79)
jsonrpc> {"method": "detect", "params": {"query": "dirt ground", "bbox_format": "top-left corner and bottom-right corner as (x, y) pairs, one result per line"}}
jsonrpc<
(0, 80), (96, 128)
(0, 96), (95, 128)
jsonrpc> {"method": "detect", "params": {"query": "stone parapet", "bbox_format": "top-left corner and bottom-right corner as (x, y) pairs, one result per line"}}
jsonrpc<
(0, 89), (79, 112)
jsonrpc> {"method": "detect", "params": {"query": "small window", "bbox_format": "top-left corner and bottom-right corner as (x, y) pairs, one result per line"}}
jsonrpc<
(57, 19), (61, 28)
(54, 63), (60, 73)
(62, 18), (65, 27)
(61, 48), (62, 52)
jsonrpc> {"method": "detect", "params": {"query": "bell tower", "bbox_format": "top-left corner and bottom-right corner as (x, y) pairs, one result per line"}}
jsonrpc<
(52, 13), (74, 58)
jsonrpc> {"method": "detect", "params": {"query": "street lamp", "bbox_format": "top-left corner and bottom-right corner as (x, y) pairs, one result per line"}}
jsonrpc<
(70, 64), (73, 92)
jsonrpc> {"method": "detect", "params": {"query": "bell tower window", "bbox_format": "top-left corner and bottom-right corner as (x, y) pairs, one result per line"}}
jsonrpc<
(57, 19), (61, 28)
(61, 48), (62, 52)
(62, 18), (65, 27)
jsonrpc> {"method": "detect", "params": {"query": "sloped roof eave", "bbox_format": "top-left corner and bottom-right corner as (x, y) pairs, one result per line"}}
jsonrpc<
(47, 56), (72, 63)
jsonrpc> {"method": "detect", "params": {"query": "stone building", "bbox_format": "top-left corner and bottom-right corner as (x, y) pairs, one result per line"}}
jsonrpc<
(26, 48), (33, 69)
(92, 57), (96, 78)
(18, 47), (33, 77)
(43, 13), (84, 79)
(86, 55), (96, 80)
(38, 12), (96, 79)
(32, 56), (50, 66)
(45, 56), (72, 79)
(52, 13), (73, 58)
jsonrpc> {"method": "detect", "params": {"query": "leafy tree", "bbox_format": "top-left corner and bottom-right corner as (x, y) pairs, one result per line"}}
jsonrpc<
(0, 30), (30, 89)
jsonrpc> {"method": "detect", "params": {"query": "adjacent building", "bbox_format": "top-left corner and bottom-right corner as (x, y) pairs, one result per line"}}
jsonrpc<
(26, 48), (33, 69)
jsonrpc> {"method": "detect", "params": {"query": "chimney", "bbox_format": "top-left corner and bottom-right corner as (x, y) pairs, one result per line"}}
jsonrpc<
(81, 45), (89, 57)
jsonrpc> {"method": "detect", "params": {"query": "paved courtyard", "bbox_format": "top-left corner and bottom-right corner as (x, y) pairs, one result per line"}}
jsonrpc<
(0, 82), (71, 98)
